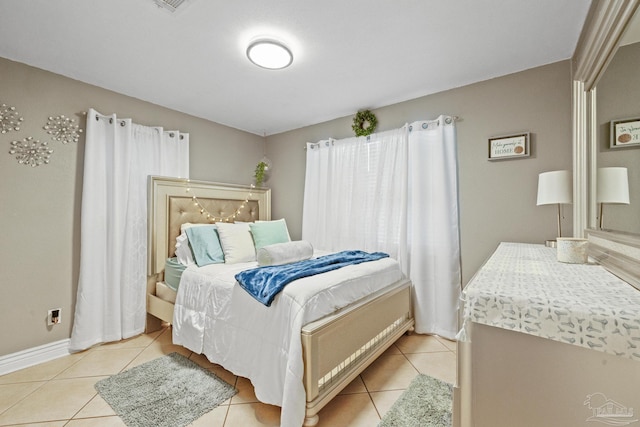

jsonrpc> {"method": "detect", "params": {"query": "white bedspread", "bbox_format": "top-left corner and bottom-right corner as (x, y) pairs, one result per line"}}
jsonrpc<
(172, 254), (403, 427)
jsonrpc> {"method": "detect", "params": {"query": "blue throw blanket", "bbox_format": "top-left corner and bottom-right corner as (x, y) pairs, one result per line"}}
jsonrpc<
(235, 250), (389, 306)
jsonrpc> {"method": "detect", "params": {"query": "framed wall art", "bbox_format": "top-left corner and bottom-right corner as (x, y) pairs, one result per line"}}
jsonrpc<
(488, 132), (530, 161)
(610, 117), (640, 148)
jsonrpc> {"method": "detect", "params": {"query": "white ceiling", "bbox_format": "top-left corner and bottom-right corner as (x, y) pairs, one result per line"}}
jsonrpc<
(0, 0), (592, 136)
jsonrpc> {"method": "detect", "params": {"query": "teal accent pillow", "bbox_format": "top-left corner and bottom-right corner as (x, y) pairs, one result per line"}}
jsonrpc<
(164, 257), (186, 291)
(185, 225), (225, 266)
(249, 219), (291, 250)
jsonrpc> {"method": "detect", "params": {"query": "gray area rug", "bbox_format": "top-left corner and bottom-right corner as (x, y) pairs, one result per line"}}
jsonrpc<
(378, 374), (453, 427)
(95, 352), (237, 427)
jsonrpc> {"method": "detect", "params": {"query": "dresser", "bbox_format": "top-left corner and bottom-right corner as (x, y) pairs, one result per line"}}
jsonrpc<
(454, 242), (640, 427)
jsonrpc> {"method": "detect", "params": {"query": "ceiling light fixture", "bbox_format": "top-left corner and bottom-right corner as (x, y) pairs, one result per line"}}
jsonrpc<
(246, 39), (293, 70)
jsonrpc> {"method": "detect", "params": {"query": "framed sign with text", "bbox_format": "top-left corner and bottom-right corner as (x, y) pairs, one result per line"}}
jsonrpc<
(488, 132), (530, 161)
(610, 117), (640, 148)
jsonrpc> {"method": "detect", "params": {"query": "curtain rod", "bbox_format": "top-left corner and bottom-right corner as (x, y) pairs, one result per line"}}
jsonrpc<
(82, 110), (187, 139)
(305, 115), (461, 149)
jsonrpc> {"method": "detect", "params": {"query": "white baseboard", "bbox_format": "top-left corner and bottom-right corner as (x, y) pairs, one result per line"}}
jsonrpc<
(0, 339), (71, 376)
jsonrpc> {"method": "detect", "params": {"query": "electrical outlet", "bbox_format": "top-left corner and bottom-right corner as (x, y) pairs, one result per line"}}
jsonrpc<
(47, 308), (61, 326)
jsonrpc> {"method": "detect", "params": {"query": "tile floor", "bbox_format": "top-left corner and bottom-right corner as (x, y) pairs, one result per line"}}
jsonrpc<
(0, 327), (456, 426)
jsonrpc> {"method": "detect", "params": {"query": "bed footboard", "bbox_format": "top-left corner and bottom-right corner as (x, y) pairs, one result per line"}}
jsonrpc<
(146, 277), (414, 425)
(301, 279), (414, 424)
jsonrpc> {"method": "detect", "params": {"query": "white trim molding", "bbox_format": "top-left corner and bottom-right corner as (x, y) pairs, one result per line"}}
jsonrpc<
(588, 87), (598, 229)
(0, 339), (71, 376)
(572, 79), (588, 238)
(573, 0), (639, 91)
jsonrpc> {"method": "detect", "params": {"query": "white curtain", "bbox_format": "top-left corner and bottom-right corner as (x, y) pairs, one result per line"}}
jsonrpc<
(302, 116), (460, 338)
(302, 127), (408, 257)
(406, 118), (461, 338)
(70, 108), (189, 351)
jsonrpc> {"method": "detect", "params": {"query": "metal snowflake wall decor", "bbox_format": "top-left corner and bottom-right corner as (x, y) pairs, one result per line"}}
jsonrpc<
(43, 115), (83, 144)
(9, 137), (54, 167)
(0, 103), (24, 134)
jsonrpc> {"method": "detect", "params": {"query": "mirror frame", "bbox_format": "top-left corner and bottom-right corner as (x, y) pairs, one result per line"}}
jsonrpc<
(572, 0), (639, 236)
(572, 0), (640, 290)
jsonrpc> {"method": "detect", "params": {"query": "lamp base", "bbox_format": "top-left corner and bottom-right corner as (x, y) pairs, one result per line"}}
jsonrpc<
(545, 240), (557, 248)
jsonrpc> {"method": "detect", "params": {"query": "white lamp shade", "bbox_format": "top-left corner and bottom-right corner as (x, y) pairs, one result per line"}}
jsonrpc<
(597, 167), (630, 204)
(537, 170), (572, 205)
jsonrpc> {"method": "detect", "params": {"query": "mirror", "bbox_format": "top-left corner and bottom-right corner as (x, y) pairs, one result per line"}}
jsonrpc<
(571, 0), (640, 238)
(574, 0), (640, 291)
(595, 11), (640, 234)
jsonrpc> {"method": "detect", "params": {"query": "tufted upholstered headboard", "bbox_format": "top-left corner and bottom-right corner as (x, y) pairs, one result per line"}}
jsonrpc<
(147, 175), (271, 277)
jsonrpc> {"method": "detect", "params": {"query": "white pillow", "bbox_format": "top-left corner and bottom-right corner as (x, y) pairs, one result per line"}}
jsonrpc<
(180, 222), (212, 232)
(216, 222), (256, 264)
(175, 232), (195, 266)
(257, 240), (313, 266)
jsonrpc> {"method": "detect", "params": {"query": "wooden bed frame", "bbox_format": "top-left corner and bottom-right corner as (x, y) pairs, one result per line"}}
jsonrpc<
(146, 175), (414, 425)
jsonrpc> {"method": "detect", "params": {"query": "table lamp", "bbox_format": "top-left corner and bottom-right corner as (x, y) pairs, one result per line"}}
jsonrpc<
(537, 170), (572, 247)
(597, 167), (629, 230)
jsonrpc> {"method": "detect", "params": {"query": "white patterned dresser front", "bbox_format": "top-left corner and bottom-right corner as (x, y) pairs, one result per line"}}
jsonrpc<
(454, 242), (640, 427)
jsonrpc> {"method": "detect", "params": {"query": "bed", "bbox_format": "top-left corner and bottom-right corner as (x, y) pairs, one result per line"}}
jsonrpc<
(146, 176), (414, 426)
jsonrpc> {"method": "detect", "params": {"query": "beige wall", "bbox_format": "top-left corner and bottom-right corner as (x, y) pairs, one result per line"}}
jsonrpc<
(0, 57), (264, 356)
(1, 56), (574, 358)
(266, 60), (574, 285)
